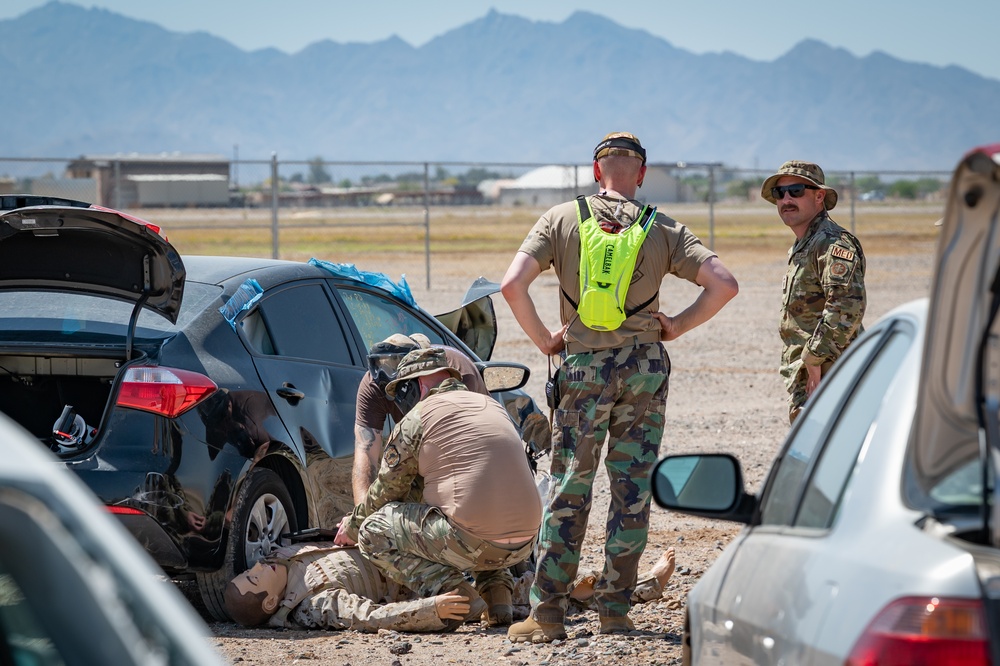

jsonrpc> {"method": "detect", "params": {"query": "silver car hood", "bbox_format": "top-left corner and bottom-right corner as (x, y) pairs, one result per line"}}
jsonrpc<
(910, 144), (1000, 491)
(0, 205), (184, 324)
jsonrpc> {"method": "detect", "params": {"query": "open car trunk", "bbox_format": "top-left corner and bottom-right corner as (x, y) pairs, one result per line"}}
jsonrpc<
(0, 352), (125, 453)
(0, 204), (184, 457)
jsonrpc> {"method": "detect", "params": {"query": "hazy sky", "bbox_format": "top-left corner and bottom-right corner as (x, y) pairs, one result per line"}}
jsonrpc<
(4, 0), (999, 81)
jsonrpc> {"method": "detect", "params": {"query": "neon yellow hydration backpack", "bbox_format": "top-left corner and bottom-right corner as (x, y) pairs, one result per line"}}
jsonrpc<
(564, 195), (657, 331)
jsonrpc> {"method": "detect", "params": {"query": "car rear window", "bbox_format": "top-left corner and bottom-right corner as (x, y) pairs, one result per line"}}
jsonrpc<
(0, 282), (222, 342)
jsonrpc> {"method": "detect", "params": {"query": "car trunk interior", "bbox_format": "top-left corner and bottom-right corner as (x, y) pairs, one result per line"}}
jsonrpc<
(0, 353), (121, 450)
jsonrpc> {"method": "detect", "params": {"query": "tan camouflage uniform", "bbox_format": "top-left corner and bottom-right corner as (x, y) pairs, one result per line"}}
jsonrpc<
(263, 543), (444, 633)
(781, 212), (866, 422)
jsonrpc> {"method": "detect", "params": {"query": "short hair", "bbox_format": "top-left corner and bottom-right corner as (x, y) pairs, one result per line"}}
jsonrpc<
(223, 580), (272, 626)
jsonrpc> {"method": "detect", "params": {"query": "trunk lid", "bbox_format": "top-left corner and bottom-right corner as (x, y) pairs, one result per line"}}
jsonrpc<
(908, 145), (1000, 514)
(0, 205), (185, 356)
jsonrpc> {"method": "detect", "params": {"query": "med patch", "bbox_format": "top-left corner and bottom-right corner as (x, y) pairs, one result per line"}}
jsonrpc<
(831, 245), (855, 262)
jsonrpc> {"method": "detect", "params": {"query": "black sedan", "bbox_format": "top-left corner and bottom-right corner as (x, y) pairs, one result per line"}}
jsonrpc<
(0, 199), (549, 620)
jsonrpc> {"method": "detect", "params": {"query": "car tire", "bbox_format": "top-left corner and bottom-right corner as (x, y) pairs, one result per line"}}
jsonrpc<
(196, 467), (298, 621)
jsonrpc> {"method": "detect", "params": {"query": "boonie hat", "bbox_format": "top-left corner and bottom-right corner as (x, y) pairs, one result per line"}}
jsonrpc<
(384, 347), (461, 397)
(761, 160), (838, 210)
(594, 132), (647, 164)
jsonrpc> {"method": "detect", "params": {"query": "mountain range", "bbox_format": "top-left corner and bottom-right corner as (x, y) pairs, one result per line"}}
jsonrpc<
(2, 1), (998, 170)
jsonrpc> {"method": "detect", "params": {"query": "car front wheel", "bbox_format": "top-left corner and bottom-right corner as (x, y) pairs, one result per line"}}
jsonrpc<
(196, 467), (298, 621)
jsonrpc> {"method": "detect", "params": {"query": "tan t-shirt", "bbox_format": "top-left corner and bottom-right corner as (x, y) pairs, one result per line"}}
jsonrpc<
(518, 193), (715, 351)
(417, 390), (541, 542)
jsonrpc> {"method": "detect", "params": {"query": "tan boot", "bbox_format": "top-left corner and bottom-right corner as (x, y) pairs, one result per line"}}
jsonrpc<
(507, 617), (567, 643)
(599, 615), (635, 635)
(480, 585), (513, 626)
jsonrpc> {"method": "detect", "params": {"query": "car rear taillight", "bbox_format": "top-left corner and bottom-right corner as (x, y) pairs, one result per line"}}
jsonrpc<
(107, 506), (145, 516)
(116, 366), (217, 418)
(846, 596), (991, 666)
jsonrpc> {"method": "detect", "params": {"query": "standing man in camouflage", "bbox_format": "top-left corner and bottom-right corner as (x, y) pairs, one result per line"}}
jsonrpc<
(761, 161), (866, 423)
(335, 347), (542, 629)
(501, 132), (739, 642)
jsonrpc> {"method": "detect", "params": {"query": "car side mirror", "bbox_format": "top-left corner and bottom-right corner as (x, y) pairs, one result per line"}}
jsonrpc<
(651, 453), (755, 524)
(479, 362), (529, 393)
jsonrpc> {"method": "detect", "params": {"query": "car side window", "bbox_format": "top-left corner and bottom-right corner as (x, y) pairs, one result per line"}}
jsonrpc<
(795, 327), (914, 528)
(338, 287), (444, 351)
(759, 329), (885, 526)
(246, 283), (354, 365)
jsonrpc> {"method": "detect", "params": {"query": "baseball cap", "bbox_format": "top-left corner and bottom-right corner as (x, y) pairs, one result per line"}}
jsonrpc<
(761, 160), (838, 210)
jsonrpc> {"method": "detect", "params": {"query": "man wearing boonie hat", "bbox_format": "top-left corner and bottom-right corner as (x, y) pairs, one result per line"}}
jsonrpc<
(761, 160), (867, 423)
(501, 132), (739, 642)
(335, 347), (541, 630)
(351, 333), (488, 504)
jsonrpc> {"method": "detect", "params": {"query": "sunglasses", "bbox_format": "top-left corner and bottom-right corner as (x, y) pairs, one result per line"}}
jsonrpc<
(771, 183), (820, 200)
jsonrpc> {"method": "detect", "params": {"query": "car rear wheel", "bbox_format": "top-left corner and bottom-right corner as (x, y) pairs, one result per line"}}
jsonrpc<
(196, 467), (298, 621)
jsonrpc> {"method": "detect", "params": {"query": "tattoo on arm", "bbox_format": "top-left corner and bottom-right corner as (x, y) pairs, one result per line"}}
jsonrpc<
(352, 426), (384, 503)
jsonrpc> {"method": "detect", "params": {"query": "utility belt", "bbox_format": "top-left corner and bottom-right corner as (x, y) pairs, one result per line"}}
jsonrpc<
(564, 329), (662, 355)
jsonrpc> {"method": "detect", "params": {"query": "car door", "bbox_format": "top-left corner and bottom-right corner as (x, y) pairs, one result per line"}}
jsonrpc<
(241, 279), (364, 457)
(239, 279), (365, 525)
(697, 319), (916, 665)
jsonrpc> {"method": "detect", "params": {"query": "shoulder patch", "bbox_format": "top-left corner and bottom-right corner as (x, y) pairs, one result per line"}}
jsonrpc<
(383, 445), (401, 468)
(831, 246), (855, 262)
(830, 261), (849, 277)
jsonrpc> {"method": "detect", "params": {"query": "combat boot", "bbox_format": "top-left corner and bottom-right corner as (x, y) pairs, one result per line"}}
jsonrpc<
(599, 615), (635, 634)
(507, 617), (567, 643)
(479, 584), (513, 626)
(442, 581), (488, 632)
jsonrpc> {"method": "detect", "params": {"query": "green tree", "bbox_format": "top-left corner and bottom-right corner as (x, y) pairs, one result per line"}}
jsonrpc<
(307, 157), (332, 185)
(887, 180), (919, 199)
(725, 178), (758, 200)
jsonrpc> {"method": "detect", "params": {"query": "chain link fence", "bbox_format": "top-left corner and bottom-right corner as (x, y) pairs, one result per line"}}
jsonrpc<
(0, 155), (950, 288)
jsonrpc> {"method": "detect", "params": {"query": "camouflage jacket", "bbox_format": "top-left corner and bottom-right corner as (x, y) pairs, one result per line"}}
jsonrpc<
(346, 379), (467, 540)
(266, 543), (444, 633)
(780, 213), (866, 378)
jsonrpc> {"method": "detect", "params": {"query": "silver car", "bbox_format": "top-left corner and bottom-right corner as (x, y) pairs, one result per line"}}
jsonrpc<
(0, 410), (223, 665)
(651, 144), (1000, 666)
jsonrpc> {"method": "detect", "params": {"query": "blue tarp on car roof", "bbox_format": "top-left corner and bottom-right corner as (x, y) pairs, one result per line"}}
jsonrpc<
(308, 259), (416, 308)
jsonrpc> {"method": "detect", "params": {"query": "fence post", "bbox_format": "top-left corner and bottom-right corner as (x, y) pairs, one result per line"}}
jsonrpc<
(423, 162), (431, 290)
(271, 153), (279, 259)
(708, 164), (716, 251)
(849, 171), (856, 236)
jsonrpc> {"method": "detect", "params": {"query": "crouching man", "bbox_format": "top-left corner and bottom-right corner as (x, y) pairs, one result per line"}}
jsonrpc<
(223, 542), (475, 632)
(335, 347), (542, 628)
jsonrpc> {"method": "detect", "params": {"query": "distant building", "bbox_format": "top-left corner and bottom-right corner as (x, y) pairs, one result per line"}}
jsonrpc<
(496, 164), (695, 207)
(66, 153), (230, 208)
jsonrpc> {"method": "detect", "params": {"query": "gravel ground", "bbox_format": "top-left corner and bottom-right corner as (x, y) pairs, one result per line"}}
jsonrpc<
(197, 239), (935, 666)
